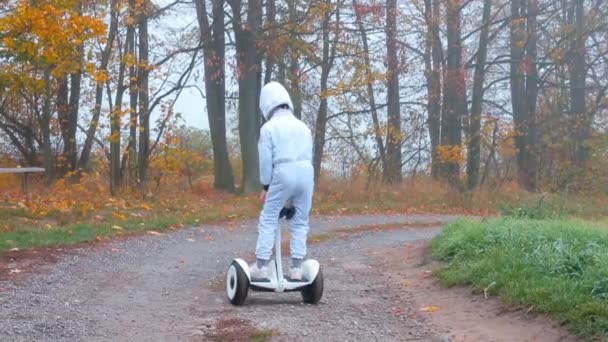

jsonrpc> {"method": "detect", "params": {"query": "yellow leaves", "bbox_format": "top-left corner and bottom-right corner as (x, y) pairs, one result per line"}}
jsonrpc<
(420, 305), (439, 312)
(0, 0), (106, 76)
(106, 131), (121, 144)
(111, 212), (128, 221)
(436, 144), (464, 164)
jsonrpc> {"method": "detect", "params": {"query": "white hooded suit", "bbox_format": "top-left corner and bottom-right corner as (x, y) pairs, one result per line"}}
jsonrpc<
(256, 82), (314, 262)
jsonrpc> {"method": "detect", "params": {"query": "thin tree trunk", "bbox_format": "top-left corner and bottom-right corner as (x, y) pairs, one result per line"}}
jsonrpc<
(524, 0), (539, 191)
(480, 119), (498, 186)
(570, 0), (588, 168)
(80, 0), (119, 170)
(66, 54), (82, 173)
(264, 0), (276, 85)
(426, 0), (442, 178)
(110, 38), (128, 193)
(466, 0), (492, 190)
(354, 0), (386, 175)
(287, 0), (302, 119)
(56, 76), (69, 174)
(125, 0), (138, 187)
(313, 0), (338, 182)
(385, 0), (401, 184)
(41, 68), (54, 183)
(137, 1), (150, 191)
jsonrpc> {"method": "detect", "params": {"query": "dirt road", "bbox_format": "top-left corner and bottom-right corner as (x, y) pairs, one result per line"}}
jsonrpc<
(0, 214), (577, 341)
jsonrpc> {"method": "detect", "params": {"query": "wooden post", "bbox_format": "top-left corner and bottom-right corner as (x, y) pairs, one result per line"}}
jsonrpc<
(0, 168), (45, 202)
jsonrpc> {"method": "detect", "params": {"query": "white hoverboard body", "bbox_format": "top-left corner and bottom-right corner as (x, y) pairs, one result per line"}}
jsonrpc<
(226, 225), (323, 305)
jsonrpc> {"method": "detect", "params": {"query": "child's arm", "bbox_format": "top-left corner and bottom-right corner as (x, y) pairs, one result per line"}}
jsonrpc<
(258, 125), (273, 190)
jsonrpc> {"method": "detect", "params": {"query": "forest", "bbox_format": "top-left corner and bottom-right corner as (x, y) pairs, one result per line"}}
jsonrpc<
(0, 0), (606, 197)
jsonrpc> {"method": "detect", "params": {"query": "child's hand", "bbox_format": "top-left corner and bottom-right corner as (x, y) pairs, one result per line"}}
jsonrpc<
(259, 190), (267, 203)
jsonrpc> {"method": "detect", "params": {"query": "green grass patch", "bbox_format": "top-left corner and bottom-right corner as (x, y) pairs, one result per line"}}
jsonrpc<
(0, 204), (254, 251)
(432, 218), (608, 338)
(0, 207), (35, 220)
(0, 214), (189, 251)
(249, 329), (274, 342)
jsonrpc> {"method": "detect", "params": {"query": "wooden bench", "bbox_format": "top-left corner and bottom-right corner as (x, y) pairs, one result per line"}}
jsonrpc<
(0, 167), (45, 198)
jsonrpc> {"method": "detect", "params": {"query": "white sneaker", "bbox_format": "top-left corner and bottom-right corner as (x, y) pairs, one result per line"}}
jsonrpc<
(250, 263), (269, 280)
(290, 266), (303, 281)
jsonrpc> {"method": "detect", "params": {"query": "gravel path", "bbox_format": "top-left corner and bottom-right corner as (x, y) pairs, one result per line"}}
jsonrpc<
(0, 214), (575, 341)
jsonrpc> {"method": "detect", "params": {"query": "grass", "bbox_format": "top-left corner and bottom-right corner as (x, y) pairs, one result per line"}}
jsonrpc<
(432, 217), (608, 338)
(2, 174), (608, 253)
(249, 329), (274, 342)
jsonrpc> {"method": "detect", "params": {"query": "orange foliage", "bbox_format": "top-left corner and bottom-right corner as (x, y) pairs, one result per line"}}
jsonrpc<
(0, 0), (106, 76)
(436, 144), (464, 164)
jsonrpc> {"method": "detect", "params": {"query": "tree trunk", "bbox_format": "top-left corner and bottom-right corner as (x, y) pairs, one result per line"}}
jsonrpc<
(510, 0), (539, 191)
(384, 0), (401, 184)
(56, 76), (69, 174)
(110, 44), (128, 193)
(287, 0), (302, 119)
(466, 0), (492, 190)
(570, 0), (588, 168)
(524, 0), (539, 191)
(195, 0), (235, 192)
(230, 0), (262, 193)
(66, 57), (82, 173)
(124, 0), (138, 187)
(425, 0), (442, 179)
(41, 68), (54, 182)
(312, 0), (338, 183)
(137, 2), (150, 191)
(354, 0), (386, 175)
(263, 0), (276, 85)
(441, 0), (465, 185)
(80, 0), (119, 171)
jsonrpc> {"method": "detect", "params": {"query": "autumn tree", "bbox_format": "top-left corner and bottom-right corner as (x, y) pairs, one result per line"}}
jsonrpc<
(440, 0), (465, 185)
(466, 0), (492, 190)
(510, 0), (540, 191)
(229, 0), (262, 193)
(0, 0), (105, 180)
(195, 0), (235, 192)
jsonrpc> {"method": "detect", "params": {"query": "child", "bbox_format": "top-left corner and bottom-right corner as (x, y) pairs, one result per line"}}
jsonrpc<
(250, 82), (314, 281)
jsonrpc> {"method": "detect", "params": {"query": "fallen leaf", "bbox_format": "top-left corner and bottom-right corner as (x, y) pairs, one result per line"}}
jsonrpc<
(420, 305), (439, 312)
(147, 231), (163, 236)
(112, 225), (124, 231)
(9, 248), (19, 252)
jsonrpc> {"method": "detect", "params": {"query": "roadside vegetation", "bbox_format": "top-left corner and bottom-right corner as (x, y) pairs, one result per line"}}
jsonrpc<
(432, 205), (608, 338)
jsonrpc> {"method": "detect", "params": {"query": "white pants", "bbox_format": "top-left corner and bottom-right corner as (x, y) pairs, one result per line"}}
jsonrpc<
(256, 161), (314, 261)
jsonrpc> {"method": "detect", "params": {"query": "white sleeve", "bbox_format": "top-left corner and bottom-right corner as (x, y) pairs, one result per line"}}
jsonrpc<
(258, 125), (273, 186)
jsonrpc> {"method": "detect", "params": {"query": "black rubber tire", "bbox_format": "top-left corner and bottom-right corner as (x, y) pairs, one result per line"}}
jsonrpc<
(226, 261), (249, 305)
(301, 268), (324, 304)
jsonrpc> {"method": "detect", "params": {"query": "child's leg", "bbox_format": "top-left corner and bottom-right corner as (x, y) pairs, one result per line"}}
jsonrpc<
(256, 183), (287, 264)
(288, 165), (314, 266)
